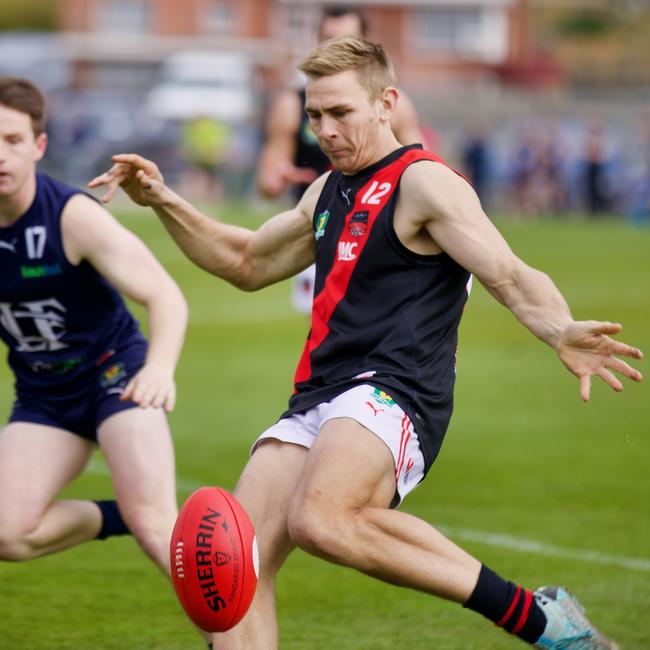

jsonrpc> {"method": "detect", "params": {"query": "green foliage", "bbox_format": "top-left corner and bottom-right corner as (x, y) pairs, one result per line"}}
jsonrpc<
(0, 0), (56, 31)
(555, 10), (616, 38)
(1, 212), (648, 649)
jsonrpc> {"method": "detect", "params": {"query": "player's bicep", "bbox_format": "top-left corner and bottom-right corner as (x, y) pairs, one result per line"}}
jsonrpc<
(412, 164), (520, 286)
(247, 208), (314, 287)
(245, 176), (325, 288)
(62, 195), (175, 305)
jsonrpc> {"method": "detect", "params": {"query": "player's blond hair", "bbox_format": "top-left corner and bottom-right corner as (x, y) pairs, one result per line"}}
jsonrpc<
(298, 35), (396, 101)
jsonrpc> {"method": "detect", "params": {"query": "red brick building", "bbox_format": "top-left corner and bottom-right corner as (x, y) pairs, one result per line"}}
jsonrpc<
(54, 0), (539, 92)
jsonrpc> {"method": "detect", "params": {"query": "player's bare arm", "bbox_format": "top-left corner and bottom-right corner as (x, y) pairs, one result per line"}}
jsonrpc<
(257, 91), (319, 197)
(397, 161), (643, 400)
(89, 154), (323, 291)
(61, 193), (187, 411)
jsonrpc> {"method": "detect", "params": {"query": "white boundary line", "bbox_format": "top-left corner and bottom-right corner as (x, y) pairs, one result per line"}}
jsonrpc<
(86, 459), (650, 573)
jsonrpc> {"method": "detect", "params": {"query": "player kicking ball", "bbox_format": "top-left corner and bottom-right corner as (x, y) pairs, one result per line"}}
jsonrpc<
(0, 76), (207, 639)
(91, 37), (642, 649)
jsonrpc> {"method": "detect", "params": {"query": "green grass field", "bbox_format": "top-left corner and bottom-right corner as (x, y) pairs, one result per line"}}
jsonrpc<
(0, 209), (648, 649)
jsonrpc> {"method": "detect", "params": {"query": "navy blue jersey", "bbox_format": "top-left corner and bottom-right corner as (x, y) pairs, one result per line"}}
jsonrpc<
(292, 88), (331, 201)
(284, 145), (471, 471)
(0, 173), (145, 390)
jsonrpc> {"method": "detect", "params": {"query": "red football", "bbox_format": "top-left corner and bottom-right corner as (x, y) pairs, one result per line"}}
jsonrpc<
(170, 487), (259, 632)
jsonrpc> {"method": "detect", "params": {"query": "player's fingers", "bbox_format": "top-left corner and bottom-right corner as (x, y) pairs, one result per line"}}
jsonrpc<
(130, 380), (149, 406)
(100, 183), (120, 204)
(607, 356), (643, 382)
(150, 385), (168, 409)
(112, 153), (160, 177)
(579, 375), (591, 402)
(135, 169), (156, 191)
(163, 387), (176, 413)
(139, 383), (160, 408)
(588, 321), (622, 335)
(608, 340), (644, 360)
(596, 367), (623, 392)
(120, 378), (135, 402)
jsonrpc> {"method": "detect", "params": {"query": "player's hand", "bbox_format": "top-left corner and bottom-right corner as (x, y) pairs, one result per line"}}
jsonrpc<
(121, 364), (177, 412)
(556, 320), (643, 402)
(282, 163), (319, 186)
(88, 154), (166, 206)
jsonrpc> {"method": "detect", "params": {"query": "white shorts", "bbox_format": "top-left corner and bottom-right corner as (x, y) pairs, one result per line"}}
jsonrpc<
(252, 384), (426, 507)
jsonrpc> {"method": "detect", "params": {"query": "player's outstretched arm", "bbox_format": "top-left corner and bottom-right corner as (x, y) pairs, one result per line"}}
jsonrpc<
(89, 153), (320, 290)
(401, 161), (643, 401)
(62, 194), (188, 411)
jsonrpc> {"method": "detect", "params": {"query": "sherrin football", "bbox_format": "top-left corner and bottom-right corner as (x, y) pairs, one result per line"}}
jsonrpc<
(170, 487), (259, 632)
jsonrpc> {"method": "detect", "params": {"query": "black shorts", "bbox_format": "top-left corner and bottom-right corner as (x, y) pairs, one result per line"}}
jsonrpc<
(8, 341), (147, 441)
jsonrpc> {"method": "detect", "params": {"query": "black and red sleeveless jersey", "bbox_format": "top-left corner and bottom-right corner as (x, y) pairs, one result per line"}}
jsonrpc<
(283, 144), (471, 471)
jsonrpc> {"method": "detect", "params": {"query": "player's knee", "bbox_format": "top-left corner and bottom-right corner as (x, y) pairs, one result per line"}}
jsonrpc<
(128, 512), (175, 566)
(0, 526), (37, 562)
(287, 501), (348, 560)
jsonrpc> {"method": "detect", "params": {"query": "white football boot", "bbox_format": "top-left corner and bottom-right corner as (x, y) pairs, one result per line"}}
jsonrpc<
(533, 586), (619, 649)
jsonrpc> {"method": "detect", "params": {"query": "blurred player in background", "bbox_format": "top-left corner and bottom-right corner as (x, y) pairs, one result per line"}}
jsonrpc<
(257, 4), (424, 314)
(91, 37), (642, 650)
(0, 76), (191, 625)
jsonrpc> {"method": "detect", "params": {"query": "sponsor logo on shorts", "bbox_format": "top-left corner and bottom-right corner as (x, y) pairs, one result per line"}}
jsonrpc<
(100, 362), (126, 388)
(371, 388), (396, 407)
(366, 401), (384, 417)
(315, 210), (330, 240)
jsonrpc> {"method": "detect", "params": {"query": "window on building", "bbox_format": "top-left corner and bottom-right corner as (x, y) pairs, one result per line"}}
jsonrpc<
(279, 4), (320, 56)
(410, 6), (507, 62)
(201, 0), (235, 34)
(93, 0), (152, 34)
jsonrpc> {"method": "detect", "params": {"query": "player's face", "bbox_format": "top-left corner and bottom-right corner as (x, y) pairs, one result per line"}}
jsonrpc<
(0, 104), (47, 199)
(305, 70), (394, 175)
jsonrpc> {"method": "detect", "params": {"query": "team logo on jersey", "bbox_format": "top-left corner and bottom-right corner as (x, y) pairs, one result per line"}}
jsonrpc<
(0, 298), (69, 352)
(20, 263), (63, 279)
(349, 211), (368, 237)
(315, 210), (330, 240)
(100, 362), (127, 388)
(371, 388), (396, 407)
(337, 241), (358, 261)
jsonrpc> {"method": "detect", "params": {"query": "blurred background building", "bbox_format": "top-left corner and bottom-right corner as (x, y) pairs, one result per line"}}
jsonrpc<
(1, 0), (649, 220)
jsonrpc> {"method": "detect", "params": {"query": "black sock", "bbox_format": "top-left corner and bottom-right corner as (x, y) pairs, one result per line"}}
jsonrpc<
(464, 564), (546, 644)
(94, 500), (130, 540)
